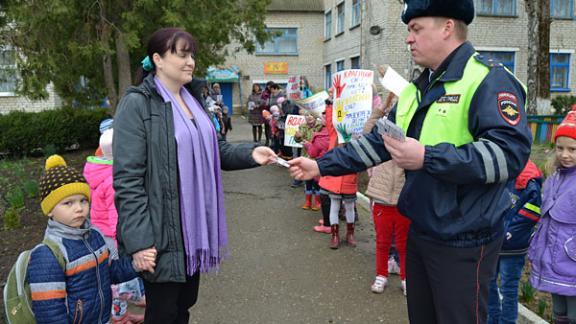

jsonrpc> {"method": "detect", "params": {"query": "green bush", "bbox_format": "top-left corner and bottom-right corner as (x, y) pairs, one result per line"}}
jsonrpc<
(6, 187), (25, 209)
(520, 281), (536, 304)
(551, 95), (576, 116)
(3, 207), (22, 230)
(0, 107), (108, 157)
(22, 180), (39, 198)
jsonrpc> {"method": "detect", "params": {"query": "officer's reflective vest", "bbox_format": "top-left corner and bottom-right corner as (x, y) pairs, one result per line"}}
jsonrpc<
(396, 54), (490, 146)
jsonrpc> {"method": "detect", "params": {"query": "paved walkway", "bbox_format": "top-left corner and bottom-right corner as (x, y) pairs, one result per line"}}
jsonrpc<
(189, 116), (409, 324)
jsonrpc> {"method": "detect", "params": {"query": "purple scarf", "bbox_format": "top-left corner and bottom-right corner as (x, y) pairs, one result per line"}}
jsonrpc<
(154, 77), (227, 274)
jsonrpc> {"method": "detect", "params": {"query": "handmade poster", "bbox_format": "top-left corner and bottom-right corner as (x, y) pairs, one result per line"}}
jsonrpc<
(332, 69), (374, 143)
(284, 114), (307, 148)
(296, 91), (328, 115)
(286, 75), (302, 101)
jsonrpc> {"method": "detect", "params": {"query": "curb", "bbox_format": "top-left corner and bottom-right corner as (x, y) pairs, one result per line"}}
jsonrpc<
(355, 191), (549, 324)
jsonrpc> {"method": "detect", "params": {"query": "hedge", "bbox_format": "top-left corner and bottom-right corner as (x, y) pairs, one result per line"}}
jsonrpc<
(0, 107), (109, 157)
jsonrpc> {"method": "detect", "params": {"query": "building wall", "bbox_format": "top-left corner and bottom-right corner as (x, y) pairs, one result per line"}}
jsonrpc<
(224, 11), (324, 113)
(323, 0), (576, 103)
(0, 83), (63, 114)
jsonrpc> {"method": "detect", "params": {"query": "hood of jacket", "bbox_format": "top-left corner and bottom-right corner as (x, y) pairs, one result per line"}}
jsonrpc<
(515, 159), (542, 190)
(84, 157), (113, 190)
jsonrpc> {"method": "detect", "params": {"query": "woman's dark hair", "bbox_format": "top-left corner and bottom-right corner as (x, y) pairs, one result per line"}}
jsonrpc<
(270, 83), (280, 90)
(252, 83), (261, 94)
(135, 27), (198, 84)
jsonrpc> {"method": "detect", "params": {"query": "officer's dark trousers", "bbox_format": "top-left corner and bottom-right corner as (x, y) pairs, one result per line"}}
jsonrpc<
(406, 229), (503, 324)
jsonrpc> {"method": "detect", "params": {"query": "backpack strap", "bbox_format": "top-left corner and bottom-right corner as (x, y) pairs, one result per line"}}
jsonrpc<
(42, 239), (66, 272)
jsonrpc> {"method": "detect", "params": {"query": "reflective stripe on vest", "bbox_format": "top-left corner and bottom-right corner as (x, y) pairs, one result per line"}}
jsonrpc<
(396, 55), (490, 147)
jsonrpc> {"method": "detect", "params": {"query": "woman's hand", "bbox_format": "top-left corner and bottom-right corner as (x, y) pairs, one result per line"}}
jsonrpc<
(252, 146), (277, 165)
(132, 247), (157, 273)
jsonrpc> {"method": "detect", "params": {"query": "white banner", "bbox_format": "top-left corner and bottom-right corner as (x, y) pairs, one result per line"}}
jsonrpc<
(296, 91), (328, 115)
(286, 75), (302, 101)
(332, 69), (374, 143)
(284, 114), (307, 148)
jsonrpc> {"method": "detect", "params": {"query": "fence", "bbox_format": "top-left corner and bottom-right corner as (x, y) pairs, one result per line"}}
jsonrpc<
(527, 115), (565, 144)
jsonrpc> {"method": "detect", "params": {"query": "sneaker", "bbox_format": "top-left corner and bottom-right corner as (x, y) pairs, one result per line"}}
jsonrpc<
(401, 280), (407, 296)
(313, 225), (331, 234)
(388, 256), (400, 275)
(371, 276), (387, 294)
(291, 179), (303, 188)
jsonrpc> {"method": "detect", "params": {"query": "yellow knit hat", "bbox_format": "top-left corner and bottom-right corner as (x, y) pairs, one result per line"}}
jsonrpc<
(39, 155), (91, 215)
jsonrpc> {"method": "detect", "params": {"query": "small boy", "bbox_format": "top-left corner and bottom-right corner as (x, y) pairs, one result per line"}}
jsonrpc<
(487, 159), (543, 324)
(26, 155), (149, 323)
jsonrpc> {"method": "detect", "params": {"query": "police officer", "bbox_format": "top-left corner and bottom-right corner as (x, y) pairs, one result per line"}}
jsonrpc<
(288, 0), (532, 323)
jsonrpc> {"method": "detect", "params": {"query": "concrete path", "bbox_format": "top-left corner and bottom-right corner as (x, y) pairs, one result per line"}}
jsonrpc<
(189, 116), (408, 324)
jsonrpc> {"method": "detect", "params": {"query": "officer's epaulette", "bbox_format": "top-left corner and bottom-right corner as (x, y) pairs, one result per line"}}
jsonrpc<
(474, 54), (504, 69)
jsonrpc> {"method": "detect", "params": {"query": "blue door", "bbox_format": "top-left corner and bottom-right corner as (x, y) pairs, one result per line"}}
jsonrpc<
(220, 83), (234, 115)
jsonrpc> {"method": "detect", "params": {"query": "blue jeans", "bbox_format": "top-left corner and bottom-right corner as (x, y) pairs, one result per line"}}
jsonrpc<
(487, 254), (526, 324)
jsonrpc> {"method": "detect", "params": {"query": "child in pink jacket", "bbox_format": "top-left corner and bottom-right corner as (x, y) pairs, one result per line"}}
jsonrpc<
(84, 121), (146, 323)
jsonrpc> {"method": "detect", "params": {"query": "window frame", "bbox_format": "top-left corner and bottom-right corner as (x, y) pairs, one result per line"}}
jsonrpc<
(336, 59), (345, 72)
(324, 10), (332, 40)
(350, 56), (361, 69)
(336, 2), (345, 36)
(550, 52), (571, 92)
(351, 0), (361, 28)
(551, 0), (575, 19)
(325, 64), (332, 89)
(0, 46), (18, 97)
(255, 27), (299, 56)
(476, 0), (517, 17)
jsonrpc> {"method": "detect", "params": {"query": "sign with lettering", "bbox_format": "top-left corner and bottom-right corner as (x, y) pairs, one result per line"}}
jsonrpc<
(296, 91), (328, 115)
(284, 114), (307, 147)
(264, 62), (289, 74)
(332, 69), (374, 143)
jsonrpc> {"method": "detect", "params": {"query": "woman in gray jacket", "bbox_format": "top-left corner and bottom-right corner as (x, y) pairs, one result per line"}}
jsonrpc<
(113, 27), (275, 324)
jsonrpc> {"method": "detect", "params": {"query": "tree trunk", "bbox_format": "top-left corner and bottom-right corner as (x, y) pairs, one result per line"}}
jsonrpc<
(115, 31), (132, 102)
(525, 0), (539, 115)
(537, 0), (551, 114)
(101, 23), (118, 115)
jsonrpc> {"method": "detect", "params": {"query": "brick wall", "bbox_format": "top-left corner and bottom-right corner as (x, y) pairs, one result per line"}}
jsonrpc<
(0, 82), (63, 114)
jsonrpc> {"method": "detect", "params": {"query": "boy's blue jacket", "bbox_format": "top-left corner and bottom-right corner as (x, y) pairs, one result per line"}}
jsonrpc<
(501, 160), (542, 255)
(317, 42), (532, 247)
(27, 219), (137, 324)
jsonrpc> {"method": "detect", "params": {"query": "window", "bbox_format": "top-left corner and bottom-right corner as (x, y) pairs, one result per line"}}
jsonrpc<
(351, 0), (361, 27)
(476, 0), (516, 16)
(336, 60), (345, 72)
(0, 47), (17, 94)
(325, 64), (332, 89)
(324, 11), (332, 40)
(337, 2), (345, 35)
(478, 51), (515, 72)
(351, 56), (361, 69)
(550, 53), (571, 91)
(256, 28), (298, 55)
(551, 0), (574, 18)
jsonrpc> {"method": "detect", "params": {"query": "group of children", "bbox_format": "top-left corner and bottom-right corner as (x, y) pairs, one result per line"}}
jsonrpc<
(4, 91), (576, 322)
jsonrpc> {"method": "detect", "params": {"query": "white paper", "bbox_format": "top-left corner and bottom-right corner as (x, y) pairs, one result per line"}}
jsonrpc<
(379, 66), (409, 96)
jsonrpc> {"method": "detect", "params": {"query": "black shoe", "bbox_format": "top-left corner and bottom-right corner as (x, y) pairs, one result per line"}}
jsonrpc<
(291, 180), (303, 188)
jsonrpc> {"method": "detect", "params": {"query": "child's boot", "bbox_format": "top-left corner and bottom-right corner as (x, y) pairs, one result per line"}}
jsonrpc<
(330, 224), (340, 249)
(311, 195), (321, 211)
(301, 194), (312, 210)
(346, 223), (357, 247)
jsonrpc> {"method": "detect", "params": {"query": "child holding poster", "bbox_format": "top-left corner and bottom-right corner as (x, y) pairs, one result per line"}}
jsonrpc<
(294, 111), (323, 210)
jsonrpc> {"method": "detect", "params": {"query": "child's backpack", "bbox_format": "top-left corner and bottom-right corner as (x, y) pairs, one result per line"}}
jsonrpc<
(3, 239), (65, 324)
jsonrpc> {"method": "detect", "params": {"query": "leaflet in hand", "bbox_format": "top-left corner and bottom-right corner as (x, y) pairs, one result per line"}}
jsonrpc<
(376, 118), (405, 142)
(274, 157), (290, 168)
(378, 65), (409, 96)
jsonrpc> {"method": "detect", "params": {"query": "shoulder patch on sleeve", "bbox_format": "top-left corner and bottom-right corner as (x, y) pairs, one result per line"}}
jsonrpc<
(498, 92), (520, 126)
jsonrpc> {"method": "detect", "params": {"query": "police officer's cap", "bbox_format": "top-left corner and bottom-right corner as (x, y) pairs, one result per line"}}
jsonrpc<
(401, 0), (475, 25)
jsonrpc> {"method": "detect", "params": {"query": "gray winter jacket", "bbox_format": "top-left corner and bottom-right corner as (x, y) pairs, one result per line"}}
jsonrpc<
(113, 74), (259, 283)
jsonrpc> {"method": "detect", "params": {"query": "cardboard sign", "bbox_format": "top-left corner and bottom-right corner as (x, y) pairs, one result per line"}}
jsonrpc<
(286, 75), (302, 101)
(332, 69), (374, 143)
(284, 114), (307, 148)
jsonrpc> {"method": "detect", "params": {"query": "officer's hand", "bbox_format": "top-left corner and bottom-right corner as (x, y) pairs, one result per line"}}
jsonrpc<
(288, 157), (320, 180)
(383, 136), (425, 170)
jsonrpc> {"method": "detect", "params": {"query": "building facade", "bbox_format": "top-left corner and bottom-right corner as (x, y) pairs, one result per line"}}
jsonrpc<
(322, 0), (576, 108)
